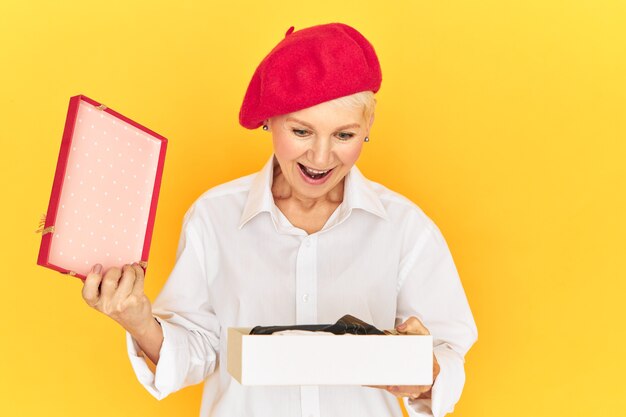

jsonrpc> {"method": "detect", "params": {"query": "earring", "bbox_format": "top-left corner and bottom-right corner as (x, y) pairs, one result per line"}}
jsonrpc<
(262, 124), (268, 131)
(364, 136), (370, 142)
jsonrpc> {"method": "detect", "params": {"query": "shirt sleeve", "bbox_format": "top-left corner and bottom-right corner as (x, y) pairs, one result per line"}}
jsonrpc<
(125, 203), (221, 400)
(396, 217), (478, 417)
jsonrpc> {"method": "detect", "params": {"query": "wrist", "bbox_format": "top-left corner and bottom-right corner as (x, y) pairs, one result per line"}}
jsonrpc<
(128, 316), (160, 338)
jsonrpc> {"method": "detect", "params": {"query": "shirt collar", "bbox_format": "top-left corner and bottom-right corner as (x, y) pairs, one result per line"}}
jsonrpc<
(238, 154), (389, 230)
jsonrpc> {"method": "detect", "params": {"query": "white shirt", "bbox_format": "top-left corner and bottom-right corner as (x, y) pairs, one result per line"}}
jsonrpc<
(126, 154), (478, 417)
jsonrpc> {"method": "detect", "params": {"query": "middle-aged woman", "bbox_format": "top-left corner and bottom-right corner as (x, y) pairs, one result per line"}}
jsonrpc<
(81, 22), (478, 417)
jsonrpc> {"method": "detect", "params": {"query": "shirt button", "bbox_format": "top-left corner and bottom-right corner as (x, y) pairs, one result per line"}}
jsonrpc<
(305, 239), (311, 247)
(302, 293), (309, 302)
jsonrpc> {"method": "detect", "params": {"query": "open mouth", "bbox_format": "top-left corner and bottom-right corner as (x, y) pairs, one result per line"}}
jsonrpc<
(298, 163), (334, 180)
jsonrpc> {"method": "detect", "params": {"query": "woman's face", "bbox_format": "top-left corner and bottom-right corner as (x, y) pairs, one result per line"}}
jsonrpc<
(268, 100), (373, 201)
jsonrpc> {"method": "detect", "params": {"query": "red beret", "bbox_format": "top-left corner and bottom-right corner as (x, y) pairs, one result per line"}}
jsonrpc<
(239, 22), (382, 130)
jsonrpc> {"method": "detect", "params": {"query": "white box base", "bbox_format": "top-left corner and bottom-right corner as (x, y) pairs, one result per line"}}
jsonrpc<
(227, 327), (433, 386)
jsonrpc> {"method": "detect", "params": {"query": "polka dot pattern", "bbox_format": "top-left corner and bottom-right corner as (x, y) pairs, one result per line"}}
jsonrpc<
(48, 100), (163, 275)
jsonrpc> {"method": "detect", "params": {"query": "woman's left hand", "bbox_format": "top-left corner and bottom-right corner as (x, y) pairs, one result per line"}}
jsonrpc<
(364, 316), (440, 400)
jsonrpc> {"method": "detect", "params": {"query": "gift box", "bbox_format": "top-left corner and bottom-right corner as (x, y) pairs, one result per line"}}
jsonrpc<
(227, 327), (433, 386)
(36, 95), (167, 281)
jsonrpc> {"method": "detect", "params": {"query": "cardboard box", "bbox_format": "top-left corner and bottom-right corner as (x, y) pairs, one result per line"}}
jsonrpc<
(227, 327), (433, 386)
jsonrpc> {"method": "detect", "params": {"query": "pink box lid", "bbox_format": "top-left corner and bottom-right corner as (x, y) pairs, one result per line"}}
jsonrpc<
(36, 95), (168, 281)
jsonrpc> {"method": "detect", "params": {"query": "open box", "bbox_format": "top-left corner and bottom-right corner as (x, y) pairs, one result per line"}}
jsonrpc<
(227, 327), (433, 386)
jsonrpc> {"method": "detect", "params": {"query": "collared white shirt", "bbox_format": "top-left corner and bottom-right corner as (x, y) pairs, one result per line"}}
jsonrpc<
(126, 154), (478, 417)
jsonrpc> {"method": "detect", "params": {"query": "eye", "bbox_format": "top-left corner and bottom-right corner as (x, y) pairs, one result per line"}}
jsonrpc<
(336, 132), (355, 141)
(292, 128), (310, 137)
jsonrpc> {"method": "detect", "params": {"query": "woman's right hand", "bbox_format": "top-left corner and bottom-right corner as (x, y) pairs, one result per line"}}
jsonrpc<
(81, 263), (154, 336)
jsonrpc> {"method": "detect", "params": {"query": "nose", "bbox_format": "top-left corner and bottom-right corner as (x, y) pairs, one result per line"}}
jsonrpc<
(307, 137), (333, 168)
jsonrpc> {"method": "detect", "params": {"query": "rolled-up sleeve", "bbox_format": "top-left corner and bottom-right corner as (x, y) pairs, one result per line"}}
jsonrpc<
(125, 203), (221, 400)
(396, 218), (478, 417)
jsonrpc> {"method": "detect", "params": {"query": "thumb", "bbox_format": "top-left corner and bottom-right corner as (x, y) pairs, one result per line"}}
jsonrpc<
(396, 316), (430, 335)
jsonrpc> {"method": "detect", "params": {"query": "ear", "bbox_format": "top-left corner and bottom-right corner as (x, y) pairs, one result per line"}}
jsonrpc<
(364, 112), (375, 138)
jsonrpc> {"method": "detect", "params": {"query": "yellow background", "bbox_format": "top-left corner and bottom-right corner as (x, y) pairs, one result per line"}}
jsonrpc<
(1, 0), (624, 416)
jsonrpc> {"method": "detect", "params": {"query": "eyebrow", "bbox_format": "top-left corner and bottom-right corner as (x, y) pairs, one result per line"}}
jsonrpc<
(285, 117), (360, 131)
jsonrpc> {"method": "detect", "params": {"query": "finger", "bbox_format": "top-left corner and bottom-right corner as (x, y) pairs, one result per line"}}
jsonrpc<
(401, 385), (431, 394)
(130, 262), (145, 297)
(100, 266), (122, 300)
(82, 264), (104, 307)
(385, 385), (406, 396)
(114, 264), (136, 301)
(419, 389), (432, 399)
(390, 385), (429, 398)
(396, 316), (430, 335)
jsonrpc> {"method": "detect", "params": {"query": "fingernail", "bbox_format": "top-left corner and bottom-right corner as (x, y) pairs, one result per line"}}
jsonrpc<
(397, 323), (407, 329)
(94, 264), (102, 274)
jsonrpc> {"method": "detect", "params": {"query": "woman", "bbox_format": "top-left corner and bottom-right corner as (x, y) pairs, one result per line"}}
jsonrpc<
(81, 22), (477, 417)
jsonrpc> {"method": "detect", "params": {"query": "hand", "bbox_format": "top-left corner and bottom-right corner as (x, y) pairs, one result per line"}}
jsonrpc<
(81, 263), (154, 336)
(364, 316), (440, 400)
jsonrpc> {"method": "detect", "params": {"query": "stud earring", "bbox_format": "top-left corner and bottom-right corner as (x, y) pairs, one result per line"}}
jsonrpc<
(364, 136), (370, 142)
(262, 124), (268, 131)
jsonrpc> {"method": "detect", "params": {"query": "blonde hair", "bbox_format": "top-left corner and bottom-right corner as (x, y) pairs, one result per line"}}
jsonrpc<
(266, 91), (377, 128)
(326, 90), (377, 125)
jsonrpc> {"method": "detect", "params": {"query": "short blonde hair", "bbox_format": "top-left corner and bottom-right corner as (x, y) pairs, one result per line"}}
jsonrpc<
(266, 91), (377, 128)
(326, 90), (377, 125)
